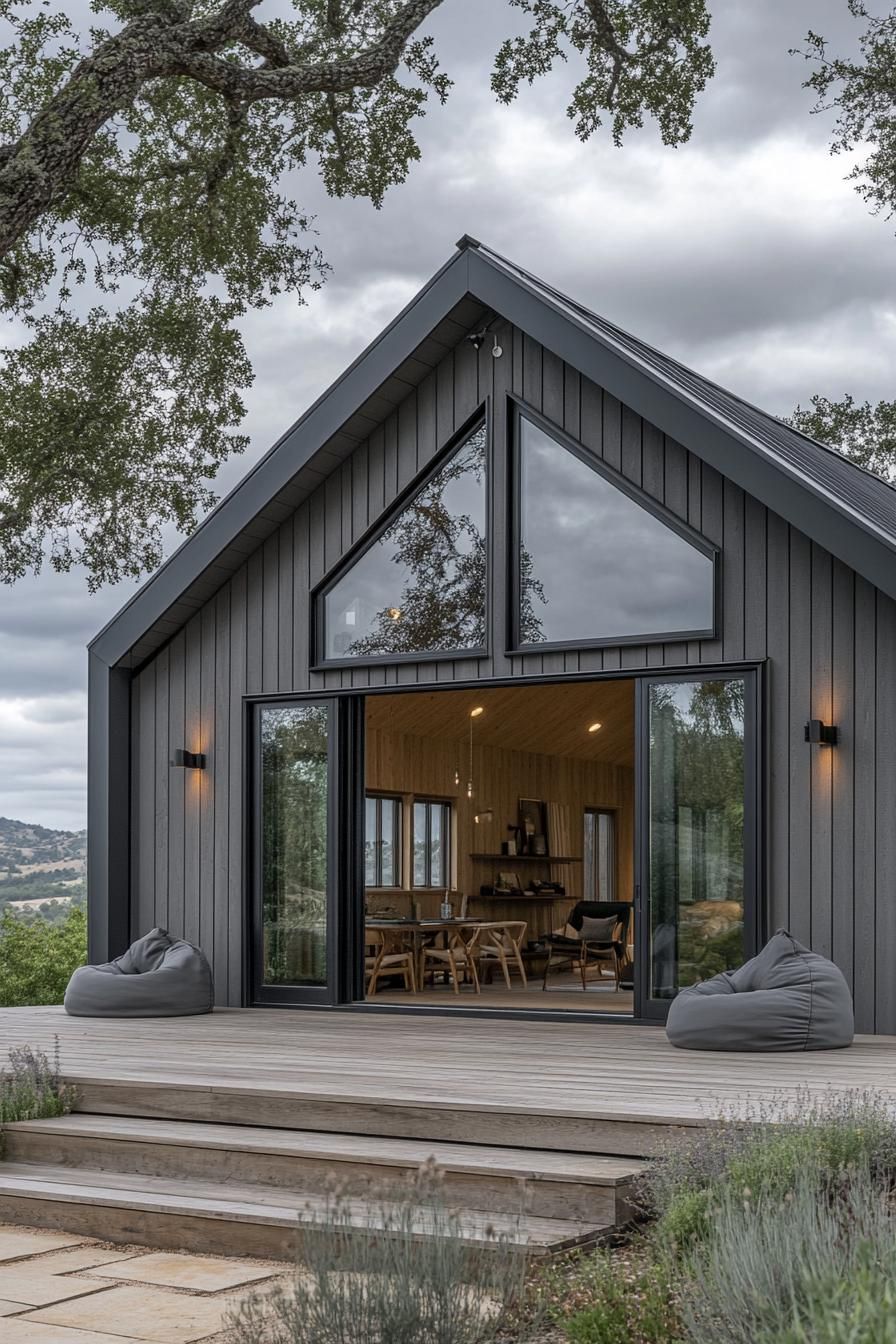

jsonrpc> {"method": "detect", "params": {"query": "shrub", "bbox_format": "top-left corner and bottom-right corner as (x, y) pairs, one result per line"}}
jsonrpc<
(681, 1164), (896, 1344)
(225, 1166), (538, 1344)
(641, 1089), (896, 1254)
(0, 1042), (75, 1124)
(553, 1248), (679, 1344)
(0, 905), (86, 1006)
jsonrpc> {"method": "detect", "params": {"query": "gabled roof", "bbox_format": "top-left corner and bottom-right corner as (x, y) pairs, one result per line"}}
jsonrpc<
(91, 237), (896, 669)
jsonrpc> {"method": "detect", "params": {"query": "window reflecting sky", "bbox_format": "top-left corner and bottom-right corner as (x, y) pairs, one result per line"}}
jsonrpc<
(323, 424), (486, 659)
(518, 417), (715, 645)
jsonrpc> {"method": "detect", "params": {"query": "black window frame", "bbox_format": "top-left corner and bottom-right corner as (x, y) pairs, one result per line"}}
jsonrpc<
(412, 797), (452, 889)
(365, 792), (402, 889)
(311, 406), (491, 670)
(507, 396), (719, 655)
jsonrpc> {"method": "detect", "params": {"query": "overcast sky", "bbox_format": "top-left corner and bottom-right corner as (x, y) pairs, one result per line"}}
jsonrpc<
(1, 0), (891, 831)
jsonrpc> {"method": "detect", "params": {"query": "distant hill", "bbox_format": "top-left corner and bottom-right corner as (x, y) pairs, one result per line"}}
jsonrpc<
(0, 819), (86, 918)
(0, 817), (86, 876)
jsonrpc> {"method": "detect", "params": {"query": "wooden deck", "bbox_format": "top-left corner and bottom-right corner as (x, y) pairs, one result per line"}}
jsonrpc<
(2, 1006), (895, 1148)
(1, 1006), (895, 1258)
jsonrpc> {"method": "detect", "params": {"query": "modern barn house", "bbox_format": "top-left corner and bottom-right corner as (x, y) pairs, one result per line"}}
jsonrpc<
(2, 238), (896, 1260)
(87, 237), (896, 1033)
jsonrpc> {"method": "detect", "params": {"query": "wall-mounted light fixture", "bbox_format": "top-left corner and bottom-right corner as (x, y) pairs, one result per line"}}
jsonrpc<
(805, 719), (838, 747)
(473, 810), (494, 825)
(173, 749), (206, 769)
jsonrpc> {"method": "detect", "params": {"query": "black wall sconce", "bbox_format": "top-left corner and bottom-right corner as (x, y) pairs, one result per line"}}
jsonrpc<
(805, 720), (838, 747)
(173, 749), (206, 769)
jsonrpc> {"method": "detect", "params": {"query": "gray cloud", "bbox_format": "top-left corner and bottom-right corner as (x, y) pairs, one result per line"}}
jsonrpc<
(1, 0), (892, 827)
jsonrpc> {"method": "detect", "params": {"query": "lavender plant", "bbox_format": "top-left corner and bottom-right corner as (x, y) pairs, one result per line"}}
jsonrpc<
(0, 1040), (75, 1125)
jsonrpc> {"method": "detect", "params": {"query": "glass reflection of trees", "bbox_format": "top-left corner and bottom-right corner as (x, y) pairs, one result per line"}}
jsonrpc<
(261, 704), (328, 986)
(649, 679), (746, 997)
(340, 426), (487, 658)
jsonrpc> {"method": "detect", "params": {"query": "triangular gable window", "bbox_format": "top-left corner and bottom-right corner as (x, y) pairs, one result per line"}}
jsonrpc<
(320, 421), (487, 661)
(516, 413), (715, 647)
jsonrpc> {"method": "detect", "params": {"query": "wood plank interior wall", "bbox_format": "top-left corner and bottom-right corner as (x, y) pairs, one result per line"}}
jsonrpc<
(129, 320), (896, 1032)
(364, 725), (635, 940)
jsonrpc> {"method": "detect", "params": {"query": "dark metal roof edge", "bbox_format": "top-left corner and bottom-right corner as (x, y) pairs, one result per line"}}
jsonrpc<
(90, 246), (472, 666)
(475, 241), (896, 503)
(467, 249), (896, 601)
(93, 238), (896, 668)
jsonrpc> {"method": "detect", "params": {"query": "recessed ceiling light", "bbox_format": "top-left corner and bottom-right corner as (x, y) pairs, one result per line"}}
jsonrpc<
(470, 706), (484, 717)
(588, 722), (603, 733)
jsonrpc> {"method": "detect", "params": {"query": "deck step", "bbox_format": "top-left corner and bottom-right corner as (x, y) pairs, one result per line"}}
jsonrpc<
(0, 1161), (611, 1262)
(70, 1077), (685, 1157)
(3, 1115), (644, 1224)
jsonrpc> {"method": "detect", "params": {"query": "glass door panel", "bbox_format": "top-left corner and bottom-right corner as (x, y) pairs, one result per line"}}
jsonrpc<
(255, 700), (332, 1001)
(642, 674), (756, 1014)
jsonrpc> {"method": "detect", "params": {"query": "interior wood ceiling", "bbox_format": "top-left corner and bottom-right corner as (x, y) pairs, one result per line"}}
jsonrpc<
(365, 681), (635, 768)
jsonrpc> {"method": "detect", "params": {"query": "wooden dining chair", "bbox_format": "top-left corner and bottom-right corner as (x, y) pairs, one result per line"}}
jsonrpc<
(478, 922), (528, 989)
(365, 929), (417, 996)
(421, 924), (482, 995)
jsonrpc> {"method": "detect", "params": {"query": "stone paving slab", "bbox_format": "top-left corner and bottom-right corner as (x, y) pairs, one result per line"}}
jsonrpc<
(0, 1259), (118, 1307)
(15, 1244), (139, 1274)
(89, 1249), (283, 1293)
(0, 1320), (142, 1343)
(0, 1230), (86, 1263)
(22, 1282), (248, 1342)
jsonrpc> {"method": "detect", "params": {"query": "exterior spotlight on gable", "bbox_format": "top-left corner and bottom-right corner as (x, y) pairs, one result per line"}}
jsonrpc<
(467, 328), (488, 351)
(805, 720), (838, 747)
(174, 749), (206, 769)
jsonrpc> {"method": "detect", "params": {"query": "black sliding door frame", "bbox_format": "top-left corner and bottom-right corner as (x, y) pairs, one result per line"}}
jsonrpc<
(247, 660), (763, 1022)
(248, 694), (365, 1007)
(634, 667), (763, 1022)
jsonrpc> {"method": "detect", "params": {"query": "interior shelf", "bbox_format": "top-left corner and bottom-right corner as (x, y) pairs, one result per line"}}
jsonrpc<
(469, 853), (582, 864)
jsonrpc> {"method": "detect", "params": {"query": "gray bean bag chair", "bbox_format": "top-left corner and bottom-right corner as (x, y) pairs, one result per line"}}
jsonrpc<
(64, 927), (214, 1017)
(666, 929), (854, 1051)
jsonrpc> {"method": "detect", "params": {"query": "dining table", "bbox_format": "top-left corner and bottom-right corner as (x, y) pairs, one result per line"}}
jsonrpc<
(365, 916), (485, 992)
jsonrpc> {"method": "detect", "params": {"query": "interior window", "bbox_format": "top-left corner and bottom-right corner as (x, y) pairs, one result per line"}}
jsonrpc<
(413, 799), (451, 888)
(517, 414), (715, 647)
(365, 795), (401, 888)
(321, 422), (487, 660)
(584, 809), (615, 902)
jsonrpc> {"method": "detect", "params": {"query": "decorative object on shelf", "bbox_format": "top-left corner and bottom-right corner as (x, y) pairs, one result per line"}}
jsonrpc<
(518, 798), (548, 856)
(501, 837), (516, 856)
(497, 871), (523, 893)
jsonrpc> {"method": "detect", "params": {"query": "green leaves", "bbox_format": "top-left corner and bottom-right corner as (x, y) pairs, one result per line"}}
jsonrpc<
(0, 0), (718, 587)
(493, 0), (714, 146)
(0, 294), (250, 588)
(795, 2), (896, 221)
(789, 394), (896, 483)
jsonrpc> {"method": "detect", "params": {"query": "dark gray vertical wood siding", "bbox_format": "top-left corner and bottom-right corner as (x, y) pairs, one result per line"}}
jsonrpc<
(128, 323), (896, 1031)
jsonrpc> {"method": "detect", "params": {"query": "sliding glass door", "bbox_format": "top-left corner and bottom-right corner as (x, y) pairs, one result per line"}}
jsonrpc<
(251, 698), (348, 1005)
(638, 672), (759, 1019)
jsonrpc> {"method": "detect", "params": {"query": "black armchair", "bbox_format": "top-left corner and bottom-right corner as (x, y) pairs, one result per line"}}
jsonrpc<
(541, 901), (634, 992)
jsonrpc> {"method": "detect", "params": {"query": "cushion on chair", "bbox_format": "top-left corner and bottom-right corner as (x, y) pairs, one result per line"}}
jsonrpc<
(64, 928), (214, 1018)
(577, 915), (619, 944)
(665, 929), (854, 1052)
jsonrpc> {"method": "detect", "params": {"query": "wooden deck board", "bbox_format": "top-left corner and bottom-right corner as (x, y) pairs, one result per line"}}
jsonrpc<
(1, 1007), (895, 1127)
